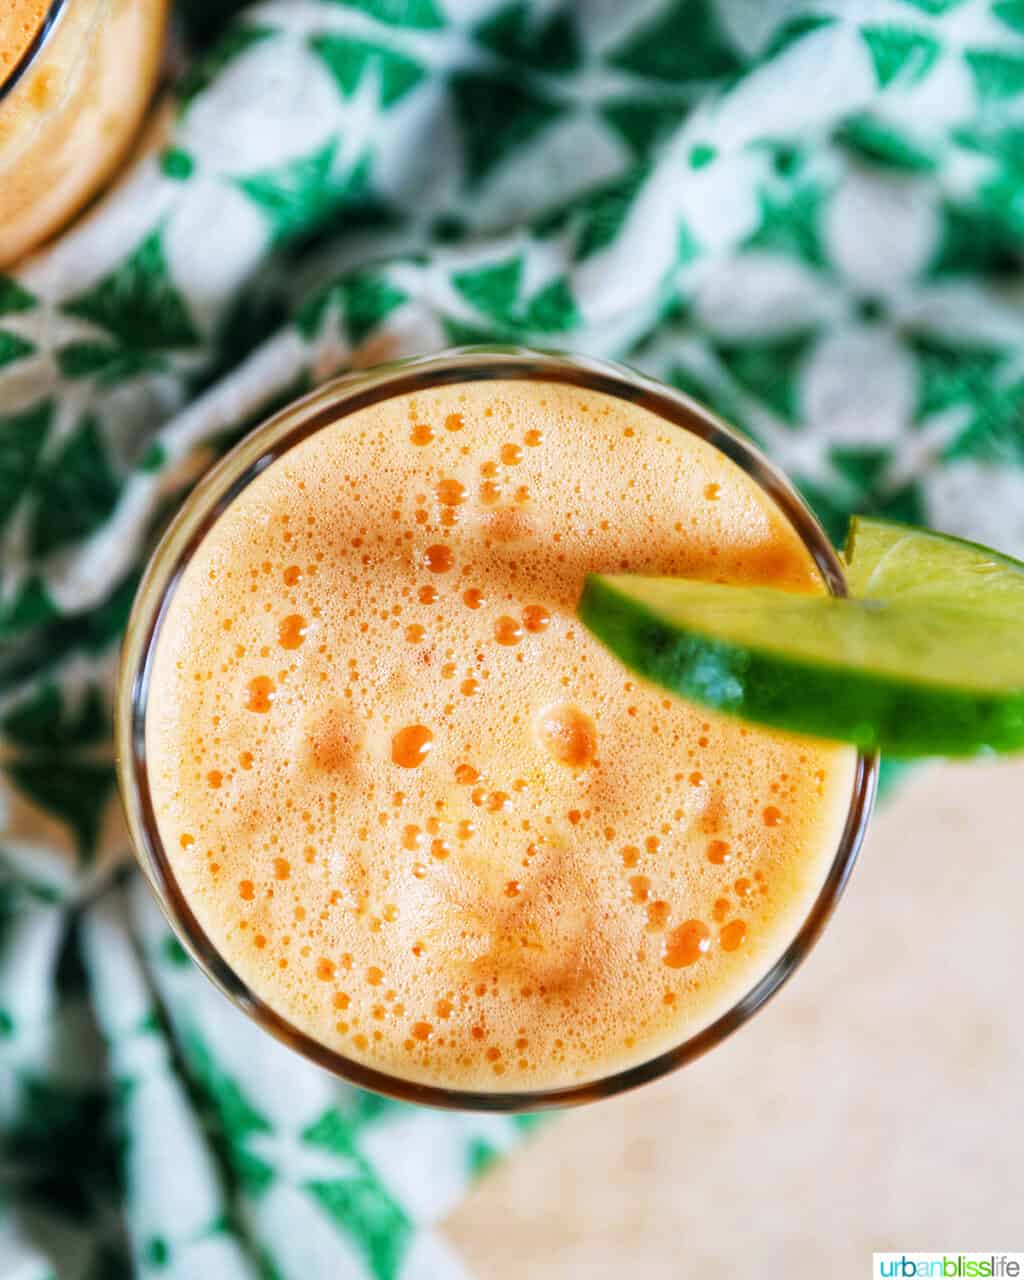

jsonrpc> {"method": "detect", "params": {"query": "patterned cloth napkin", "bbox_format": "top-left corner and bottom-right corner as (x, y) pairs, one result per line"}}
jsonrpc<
(2, 1), (1023, 1276)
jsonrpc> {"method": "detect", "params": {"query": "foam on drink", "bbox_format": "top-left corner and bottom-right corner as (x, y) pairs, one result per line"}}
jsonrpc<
(146, 379), (857, 1091)
(0, 2), (47, 82)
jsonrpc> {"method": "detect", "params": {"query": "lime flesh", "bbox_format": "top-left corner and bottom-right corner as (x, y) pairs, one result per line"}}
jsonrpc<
(577, 517), (1024, 757)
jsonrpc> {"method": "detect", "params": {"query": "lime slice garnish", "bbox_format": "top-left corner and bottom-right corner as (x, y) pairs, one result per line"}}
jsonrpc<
(577, 517), (1024, 757)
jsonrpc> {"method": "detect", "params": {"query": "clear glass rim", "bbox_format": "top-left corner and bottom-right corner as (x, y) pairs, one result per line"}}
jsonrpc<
(0, 0), (69, 102)
(116, 346), (878, 1112)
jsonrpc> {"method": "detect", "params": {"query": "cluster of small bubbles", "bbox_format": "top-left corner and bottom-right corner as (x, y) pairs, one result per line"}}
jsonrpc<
(662, 920), (711, 968)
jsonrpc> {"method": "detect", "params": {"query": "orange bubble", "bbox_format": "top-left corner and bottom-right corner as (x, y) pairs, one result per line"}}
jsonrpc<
(505, 880), (521, 897)
(460, 678), (479, 696)
(522, 604), (550, 633)
(463, 587), (485, 609)
(283, 565), (302, 586)
(316, 958), (336, 981)
(180, 833), (195, 849)
(662, 920), (711, 968)
(246, 676), (276, 713)
(720, 920), (748, 952)
(629, 874), (650, 903)
(444, 412), (463, 432)
(207, 770), (223, 789)
(494, 616), (523, 645)
(621, 845), (640, 868)
(333, 991), (350, 1010)
(367, 966), (383, 986)
(410, 423), (433, 445)
(402, 824), (423, 851)
(405, 623), (426, 644)
(239, 751), (254, 770)
(239, 879), (255, 901)
(704, 482), (721, 501)
(278, 614), (307, 649)
(431, 838), (451, 860)
(392, 724), (433, 768)
(454, 763), (479, 785)
(712, 897), (730, 923)
(424, 545), (453, 573)
(536, 703), (596, 768)
(412, 1021), (433, 1041)
(763, 806), (782, 827)
(524, 428), (543, 447)
(418, 584), (438, 604)
(436, 999), (452, 1019)
(734, 877), (751, 898)
(707, 839), (731, 865)
(501, 443), (523, 465)
(437, 478), (467, 506)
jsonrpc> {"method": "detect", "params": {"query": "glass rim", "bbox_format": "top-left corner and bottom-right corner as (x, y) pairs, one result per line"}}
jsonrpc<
(116, 345), (878, 1112)
(0, 0), (70, 102)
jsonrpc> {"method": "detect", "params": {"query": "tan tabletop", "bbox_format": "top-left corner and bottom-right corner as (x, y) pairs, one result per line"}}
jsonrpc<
(446, 758), (1024, 1277)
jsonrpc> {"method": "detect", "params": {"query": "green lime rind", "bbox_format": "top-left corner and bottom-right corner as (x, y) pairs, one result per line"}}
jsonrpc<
(577, 519), (1024, 757)
(845, 515), (1024, 615)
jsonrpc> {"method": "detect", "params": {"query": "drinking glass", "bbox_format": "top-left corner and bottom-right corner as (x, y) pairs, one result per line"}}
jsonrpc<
(0, 0), (168, 266)
(117, 347), (878, 1111)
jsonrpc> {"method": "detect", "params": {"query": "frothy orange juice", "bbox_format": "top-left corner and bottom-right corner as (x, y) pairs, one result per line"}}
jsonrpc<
(146, 378), (857, 1091)
(0, 2), (48, 82)
(0, 0), (167, 266)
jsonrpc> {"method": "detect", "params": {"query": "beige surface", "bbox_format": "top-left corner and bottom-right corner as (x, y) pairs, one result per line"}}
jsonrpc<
(446, 759), (1024, 1277)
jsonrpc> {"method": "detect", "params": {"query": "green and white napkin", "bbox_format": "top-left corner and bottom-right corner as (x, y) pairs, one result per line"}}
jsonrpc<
(2, 1), (1023, 1275)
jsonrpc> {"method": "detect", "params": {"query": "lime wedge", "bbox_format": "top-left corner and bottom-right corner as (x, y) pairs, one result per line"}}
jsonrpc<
(577, 518), (1024, 757)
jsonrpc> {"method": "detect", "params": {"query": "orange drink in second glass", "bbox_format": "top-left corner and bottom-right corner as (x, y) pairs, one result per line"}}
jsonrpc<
(0, 0), (168, 267)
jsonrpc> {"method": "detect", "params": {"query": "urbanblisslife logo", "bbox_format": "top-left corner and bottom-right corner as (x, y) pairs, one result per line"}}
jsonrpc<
(874, 1257), (1023, 1278)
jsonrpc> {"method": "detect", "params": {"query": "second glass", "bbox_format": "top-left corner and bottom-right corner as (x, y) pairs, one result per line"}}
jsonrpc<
(0, 0), (168, 267)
